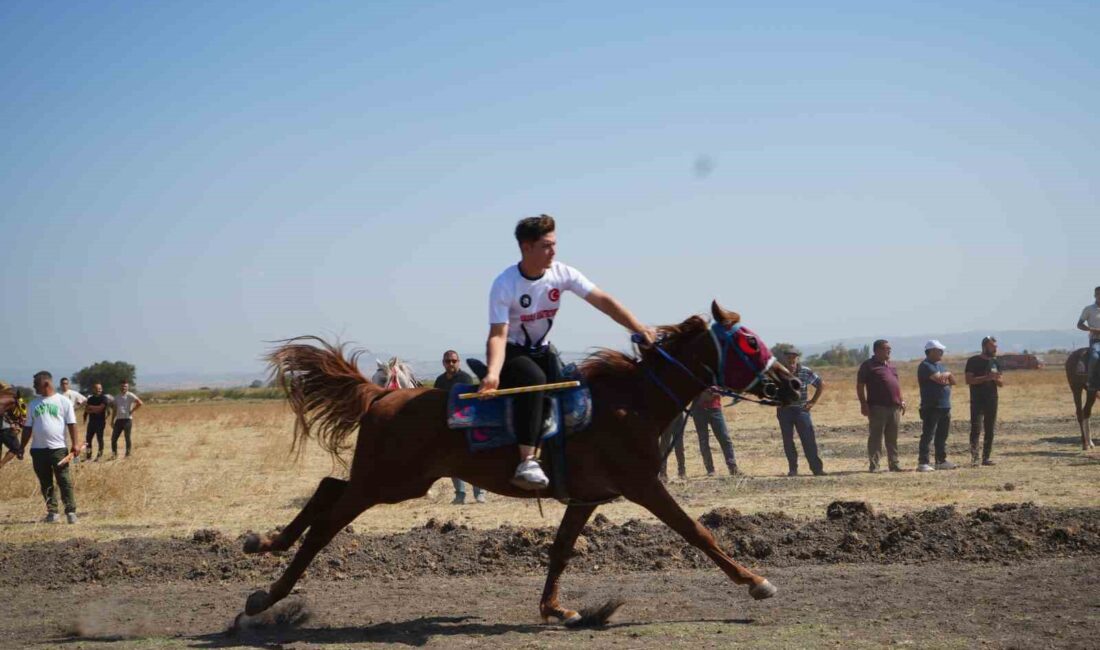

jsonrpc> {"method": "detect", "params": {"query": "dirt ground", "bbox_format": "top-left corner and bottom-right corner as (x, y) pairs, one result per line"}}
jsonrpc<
(2, 366), (1098, 648)
(1, 503), (1098, 648)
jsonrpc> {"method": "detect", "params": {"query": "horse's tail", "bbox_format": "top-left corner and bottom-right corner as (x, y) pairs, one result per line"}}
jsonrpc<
(267, 336), (385, 466)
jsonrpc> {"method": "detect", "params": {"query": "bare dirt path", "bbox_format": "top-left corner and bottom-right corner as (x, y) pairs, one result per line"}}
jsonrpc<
(2, 503), (1098, 648)
(3, 560), (1096, 649)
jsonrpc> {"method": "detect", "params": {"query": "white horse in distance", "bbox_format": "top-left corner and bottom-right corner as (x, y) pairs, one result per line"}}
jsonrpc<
(370, 357), (421, 389)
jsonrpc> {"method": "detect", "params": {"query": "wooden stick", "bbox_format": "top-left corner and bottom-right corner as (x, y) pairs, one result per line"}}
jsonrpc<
(56, 451), (77, 468)
(459, 380), (581, 400)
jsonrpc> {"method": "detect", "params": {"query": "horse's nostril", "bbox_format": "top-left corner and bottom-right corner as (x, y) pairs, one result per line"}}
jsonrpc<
(788, 378), (803, 393)
(762, 382), (779, 399)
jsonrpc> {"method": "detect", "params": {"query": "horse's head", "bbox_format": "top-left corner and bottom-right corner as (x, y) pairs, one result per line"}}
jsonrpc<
(708, 301), (802, 405)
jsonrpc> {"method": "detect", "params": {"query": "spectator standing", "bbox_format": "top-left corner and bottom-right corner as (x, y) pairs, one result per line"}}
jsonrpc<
(777, 348), (826, 477)
(59, 378), (87, 410)
(58, 378), (86, 463)
(916, 340), (957, 472)
(857, 340), (906, 472)
(965, 336), (1003, 466)
(658, 411), (688, 482)
(18, 371), (82, 523)
(83, 383), (110, 460)
(109, 380), (142, 459)
(434, 350), (485, 504)
(691, 389), (739, 476)
(1077, 286), (1100, 392)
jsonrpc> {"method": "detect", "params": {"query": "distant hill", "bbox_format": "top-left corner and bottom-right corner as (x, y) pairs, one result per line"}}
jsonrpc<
(801, 329), (1084, 361)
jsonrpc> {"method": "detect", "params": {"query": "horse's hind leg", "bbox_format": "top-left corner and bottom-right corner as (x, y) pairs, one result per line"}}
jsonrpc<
(244, 476), (436, 616)
(539, 504), (596, 624)
(623, 479), (776, 600)
(245, 488), (373, 615)
(243, 476), (347, 554)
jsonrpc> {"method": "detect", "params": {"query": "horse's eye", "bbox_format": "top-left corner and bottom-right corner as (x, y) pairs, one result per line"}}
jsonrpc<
(739, 336), (759, 354)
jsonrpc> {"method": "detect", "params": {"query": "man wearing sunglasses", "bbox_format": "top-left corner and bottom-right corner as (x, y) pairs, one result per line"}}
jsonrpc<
(434, 350), (483, 504)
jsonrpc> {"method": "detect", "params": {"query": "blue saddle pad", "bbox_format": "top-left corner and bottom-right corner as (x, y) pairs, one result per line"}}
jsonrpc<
(446, 377), (593, 453)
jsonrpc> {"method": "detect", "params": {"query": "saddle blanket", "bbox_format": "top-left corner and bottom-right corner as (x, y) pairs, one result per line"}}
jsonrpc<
(446, 381), (592, 452)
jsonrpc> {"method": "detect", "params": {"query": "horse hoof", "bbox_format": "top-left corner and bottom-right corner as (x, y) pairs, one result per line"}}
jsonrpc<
(242, 533), (264, 554)
(749, 580), (777, 600)
(245, 590), (272, 616)
(540, 610), (581, 625)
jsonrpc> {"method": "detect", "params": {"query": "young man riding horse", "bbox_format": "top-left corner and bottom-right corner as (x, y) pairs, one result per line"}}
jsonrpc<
(480, 215), (656, 489)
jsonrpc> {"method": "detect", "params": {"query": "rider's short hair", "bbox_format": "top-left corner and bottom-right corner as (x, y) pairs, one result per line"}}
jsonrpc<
(33, 371), (52, 385)
(872, 339), (889, 352)
(514, 215), (555, 244)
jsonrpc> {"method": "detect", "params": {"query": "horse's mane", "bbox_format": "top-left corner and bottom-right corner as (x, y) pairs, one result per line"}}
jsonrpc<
(579, 315), (709, 382)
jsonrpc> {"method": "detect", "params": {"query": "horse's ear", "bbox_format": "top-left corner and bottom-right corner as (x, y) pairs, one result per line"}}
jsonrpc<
(376, 359), (386, 370)
(711, 300), (741, 326)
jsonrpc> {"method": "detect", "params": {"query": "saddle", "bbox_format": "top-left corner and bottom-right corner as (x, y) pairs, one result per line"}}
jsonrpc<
(445, 363), (593, 451)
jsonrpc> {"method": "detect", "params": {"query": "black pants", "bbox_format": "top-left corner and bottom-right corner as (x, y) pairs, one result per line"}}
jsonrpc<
(918, 407), (951, 465)
(86, 419), (106, 456)
(111, 418), (133, 456)
(501, 344), (558, 448)
(969, 399), (997, 461)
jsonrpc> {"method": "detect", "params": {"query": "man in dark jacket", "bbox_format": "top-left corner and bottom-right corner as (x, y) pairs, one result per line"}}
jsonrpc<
(434, 350), (484, 504)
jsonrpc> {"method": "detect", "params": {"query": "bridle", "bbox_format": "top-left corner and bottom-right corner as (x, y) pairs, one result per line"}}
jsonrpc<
(635, 322), (786, 410)
(636, 322), (794, 463)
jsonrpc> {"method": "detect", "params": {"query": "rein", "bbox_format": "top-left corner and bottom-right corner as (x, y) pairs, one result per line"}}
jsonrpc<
(633, 325), (778, 465)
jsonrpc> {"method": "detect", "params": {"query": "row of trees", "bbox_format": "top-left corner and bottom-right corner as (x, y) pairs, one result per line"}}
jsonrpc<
(71, 361), (136, 395)
(771, 343), (871, 367)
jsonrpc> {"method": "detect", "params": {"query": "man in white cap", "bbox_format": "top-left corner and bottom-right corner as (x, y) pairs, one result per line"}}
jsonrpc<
(917, 340), (957, 472)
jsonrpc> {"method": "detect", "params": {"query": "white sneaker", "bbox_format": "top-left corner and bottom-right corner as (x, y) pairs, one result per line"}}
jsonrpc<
(917, 464), (935, 472)
(511, 458), (549, 490)
(935, 461), (957, 470)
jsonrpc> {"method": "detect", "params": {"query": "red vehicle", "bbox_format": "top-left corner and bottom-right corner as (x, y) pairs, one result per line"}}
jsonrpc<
(998, 353), (1045, 370)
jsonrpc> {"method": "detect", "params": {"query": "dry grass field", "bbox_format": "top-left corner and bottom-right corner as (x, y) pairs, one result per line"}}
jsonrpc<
(0, 361), (1095, 545)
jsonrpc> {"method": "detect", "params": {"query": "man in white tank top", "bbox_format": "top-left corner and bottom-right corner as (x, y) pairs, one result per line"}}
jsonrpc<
(480, 215), (656, 489)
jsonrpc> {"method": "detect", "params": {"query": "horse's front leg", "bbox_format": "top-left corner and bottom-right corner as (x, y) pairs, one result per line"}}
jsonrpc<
(540, 504), (597, 624)
(623, 479), (776, 600)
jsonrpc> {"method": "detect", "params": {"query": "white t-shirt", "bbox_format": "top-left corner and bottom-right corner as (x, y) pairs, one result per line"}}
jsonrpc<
(26, 393), (77, 450)
(1081, 304), (1100, 339)
(61, 389), (87, 409)
(113, 392), (139, 420)
(488, 261), (596, 348)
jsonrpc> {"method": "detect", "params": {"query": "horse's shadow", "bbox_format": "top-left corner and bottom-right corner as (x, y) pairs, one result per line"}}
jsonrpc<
(183, 614), (756, 648)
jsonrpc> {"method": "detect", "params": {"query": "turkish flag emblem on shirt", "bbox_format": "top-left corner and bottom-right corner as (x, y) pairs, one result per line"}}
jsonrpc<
(549, 288), (561, 302)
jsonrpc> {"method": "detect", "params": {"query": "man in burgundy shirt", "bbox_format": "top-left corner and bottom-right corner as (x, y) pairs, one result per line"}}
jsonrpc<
(857, 339), (906, 472)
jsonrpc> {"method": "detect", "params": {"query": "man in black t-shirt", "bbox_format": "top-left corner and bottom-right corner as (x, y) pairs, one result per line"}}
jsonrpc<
(965, 337), (1003, 466)
(83, 383), (110, 461)
(434, 350), (483, 504)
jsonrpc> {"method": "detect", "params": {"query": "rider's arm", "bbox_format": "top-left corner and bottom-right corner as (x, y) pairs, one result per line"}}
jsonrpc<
(584, 288), (654, 343)
(480, 323), (508, 392)
(1078, 317), (1089, 333)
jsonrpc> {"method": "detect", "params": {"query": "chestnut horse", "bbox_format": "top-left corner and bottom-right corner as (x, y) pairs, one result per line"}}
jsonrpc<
(241, 302), (800, 624)
(1065, 348), (1095, 450)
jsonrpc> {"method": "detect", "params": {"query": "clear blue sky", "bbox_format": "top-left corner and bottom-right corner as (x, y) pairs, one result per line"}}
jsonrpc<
(2, 1), (1097, 379)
